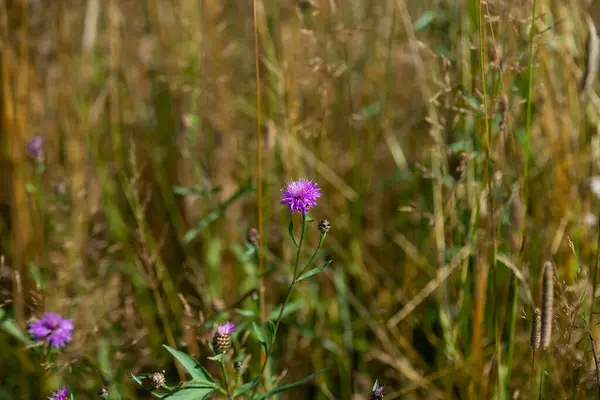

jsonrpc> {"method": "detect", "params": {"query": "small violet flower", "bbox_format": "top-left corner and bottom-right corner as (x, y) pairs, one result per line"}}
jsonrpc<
(280, 179), (321, 215)
(29, 312), (73, 348)
(217, 321), (236, 336)
(48, 387), (69, 400)
(26, 136), (46, 163)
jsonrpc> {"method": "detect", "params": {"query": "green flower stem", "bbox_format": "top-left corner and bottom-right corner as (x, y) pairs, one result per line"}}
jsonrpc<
(232, 369), (242, 397)
(220, 356), (232, 399)
(251, 213), (309, 399)
(298, 233), (326, 278)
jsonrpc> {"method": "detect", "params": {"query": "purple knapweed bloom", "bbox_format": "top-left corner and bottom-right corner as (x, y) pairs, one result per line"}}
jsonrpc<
(280, 179), (321, 214)
(48, 387), (69, 400)
(213, 322), (236, 353)
(217, 321), (236, 336)
(28, 312), (73, 348)
(26, 136), (46, 163)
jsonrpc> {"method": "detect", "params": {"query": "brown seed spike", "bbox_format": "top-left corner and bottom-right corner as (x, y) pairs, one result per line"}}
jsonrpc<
(540, 262), (554, 350)
(530, 308), (541, 350)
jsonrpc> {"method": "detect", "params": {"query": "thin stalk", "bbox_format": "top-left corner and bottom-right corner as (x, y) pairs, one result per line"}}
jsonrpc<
(530, 349), (536, 398)
(505, 272), (519, 388)
(298, 233), (326, 277)
(538, 356), (545, 400)
(252, 0), (265, 327)
(250, 214), (307, 399)
(220, 357), (232, 399)
(478, 0), (499, 395)
(523, 0), (538, 196)
(232, 369), (242, 397)
(589, 214), (600, 325)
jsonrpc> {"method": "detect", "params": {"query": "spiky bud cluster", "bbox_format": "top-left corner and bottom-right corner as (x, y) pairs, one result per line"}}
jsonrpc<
(318, 219), (330, 234)
(149, 372), (166, 389)
(530, 308), (541, 350)
(213, 322), (236, 353)
(234, 360), (244, 370)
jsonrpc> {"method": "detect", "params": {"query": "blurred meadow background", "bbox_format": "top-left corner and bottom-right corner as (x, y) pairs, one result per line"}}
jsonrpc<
(4, 0), (600, 398)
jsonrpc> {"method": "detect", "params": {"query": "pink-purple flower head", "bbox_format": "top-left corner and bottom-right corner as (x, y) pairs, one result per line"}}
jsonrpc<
(28, 312), (73, 349)
(26, 136), (46, 163)
(217, 321), (236, 336)
(48, 387), (69, 400)
(280, 179), (321, 215)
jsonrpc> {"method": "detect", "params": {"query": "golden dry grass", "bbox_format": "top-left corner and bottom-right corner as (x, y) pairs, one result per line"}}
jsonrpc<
(2, 0), (600, 398)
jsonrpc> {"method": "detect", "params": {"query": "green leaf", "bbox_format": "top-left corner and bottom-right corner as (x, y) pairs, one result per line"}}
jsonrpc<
(26, 262), (46, 291)
(352, 101), (383, 121)
(252, 322), (267, 345)
(207, 353), (224, 362)
(131, 373), (153, 386)
(0, 311), (31, 345)
(414, 10), (436, 31)
(266, 321), (276, 344)
(173, 186), (221, 196)
(234, 378), (259, 397)
(372, 379), (380, 391)
(288, 220), (298, 248)
(156, 385), (216, 399)
(184, 181), (253, 243)
(163, 345), (217, 385)
(267, 300), (304, 321)
(296, 261), (332, 282)
(235, 309), (256, 318)
(258, 368), (329, 398)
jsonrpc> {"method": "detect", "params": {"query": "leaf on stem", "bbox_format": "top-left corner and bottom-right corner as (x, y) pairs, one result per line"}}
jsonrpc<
(296, 261), (332, 282)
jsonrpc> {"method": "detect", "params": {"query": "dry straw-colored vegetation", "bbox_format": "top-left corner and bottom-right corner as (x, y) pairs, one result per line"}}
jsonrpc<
(3, 0), (600, 398)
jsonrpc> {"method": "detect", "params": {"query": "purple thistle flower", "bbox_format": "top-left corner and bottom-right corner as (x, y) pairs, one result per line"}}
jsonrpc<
(217, 322), (236, 336)
(28, 312), (73, 349)
(280, 179), (321, 214)
(48, 387), (69, 400)
(26, 136), (46, 163)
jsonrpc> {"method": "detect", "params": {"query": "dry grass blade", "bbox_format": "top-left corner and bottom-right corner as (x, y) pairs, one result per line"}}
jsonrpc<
(387, 245), (471, 328)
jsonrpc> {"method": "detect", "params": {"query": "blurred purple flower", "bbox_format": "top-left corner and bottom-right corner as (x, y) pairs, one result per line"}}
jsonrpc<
(370, 382), (385, 400)
(280, 179), (321, 214)
(26, 136), (46, 163)
(29, 312), (73, 348)
(217, 321), (236, 336)
(48, 387), (69, 400)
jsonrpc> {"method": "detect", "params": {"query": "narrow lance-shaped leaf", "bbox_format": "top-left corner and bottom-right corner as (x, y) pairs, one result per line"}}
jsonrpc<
(296, 261), (332, 282)
(184, 181), (253, 243)
(258, 368), (329, 399)
(252, 322), (267, 346)
(288, 220), (298, 249)
(234, 378), (259, 397)
(173, 186), (221, 196)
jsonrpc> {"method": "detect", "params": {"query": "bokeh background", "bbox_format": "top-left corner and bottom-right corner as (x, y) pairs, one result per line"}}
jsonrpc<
(2, 0), (600, 398)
